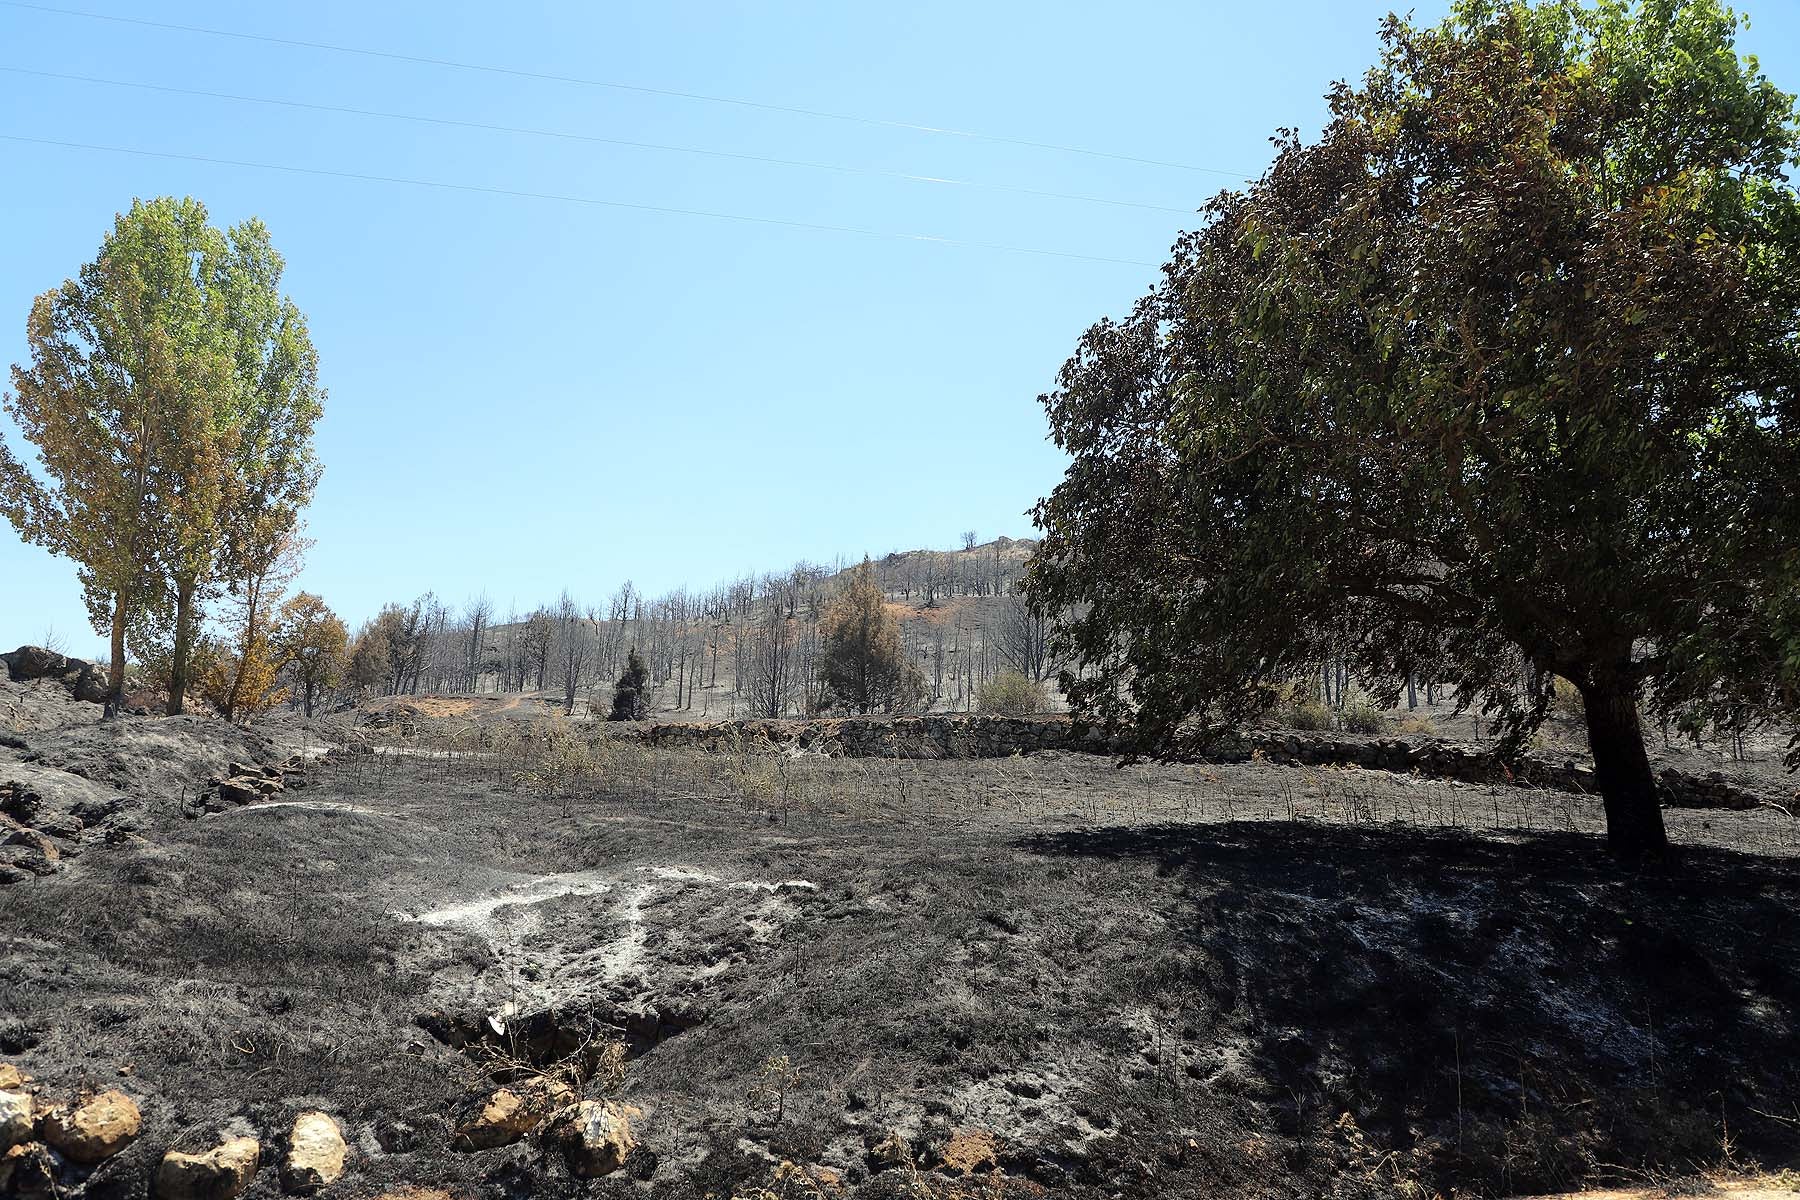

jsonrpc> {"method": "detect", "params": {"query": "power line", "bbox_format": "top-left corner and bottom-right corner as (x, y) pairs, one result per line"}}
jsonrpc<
(0, 66), (1212, 214)
(0, 133), (1161, 268)
(0, 0), (1253, 177)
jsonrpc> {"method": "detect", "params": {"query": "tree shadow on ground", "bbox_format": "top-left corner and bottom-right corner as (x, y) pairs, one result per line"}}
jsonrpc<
(1014, 820), (1800, 1194)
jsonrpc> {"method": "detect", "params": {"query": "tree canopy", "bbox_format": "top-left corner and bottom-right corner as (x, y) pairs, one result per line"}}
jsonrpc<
(1, 196), (323, 714)
(1026, 0), (1800, 859)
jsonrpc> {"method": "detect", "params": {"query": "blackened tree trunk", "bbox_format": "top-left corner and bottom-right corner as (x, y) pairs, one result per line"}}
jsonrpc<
(1580, 677), (1669, 861)
(167, 579), (196, 716)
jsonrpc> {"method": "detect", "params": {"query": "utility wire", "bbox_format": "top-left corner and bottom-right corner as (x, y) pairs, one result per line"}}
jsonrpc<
(0, 133), (1161, 267)
(0, 66), (1213, 213)
(0, 0), (1253, 177)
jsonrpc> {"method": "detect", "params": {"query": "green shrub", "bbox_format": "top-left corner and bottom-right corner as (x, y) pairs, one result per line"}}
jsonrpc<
(978, 671), (1042, 717)
(1285, 702), (1333, 731)
(1339, 699), (1386, 734)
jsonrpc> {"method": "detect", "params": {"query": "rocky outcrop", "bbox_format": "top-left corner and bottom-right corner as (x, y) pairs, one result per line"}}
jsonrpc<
(37, 1089), (141, 1164)
(155, 1136), (260, 1200)
(0, 648), (108, 704)
(543, 1100), (637, 1178)
(280, 1112), (346, 1193)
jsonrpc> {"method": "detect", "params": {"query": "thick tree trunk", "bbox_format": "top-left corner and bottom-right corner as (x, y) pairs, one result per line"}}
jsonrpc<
(1580, 679), (1669, 861)
(167, 579), (195, 716)
(105, 591), (128, 719)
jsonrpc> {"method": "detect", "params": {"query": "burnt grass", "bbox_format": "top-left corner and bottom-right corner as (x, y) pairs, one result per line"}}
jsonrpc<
(2, 734), (1799, 1200)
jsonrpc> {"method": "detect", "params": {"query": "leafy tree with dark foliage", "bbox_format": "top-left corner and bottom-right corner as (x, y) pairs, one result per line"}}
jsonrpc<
(610, 648), (650, 721)
(1027, 0), (1800, 861)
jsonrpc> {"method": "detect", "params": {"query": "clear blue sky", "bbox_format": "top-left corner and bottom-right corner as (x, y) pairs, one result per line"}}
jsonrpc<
(4, 0), (1798, 656)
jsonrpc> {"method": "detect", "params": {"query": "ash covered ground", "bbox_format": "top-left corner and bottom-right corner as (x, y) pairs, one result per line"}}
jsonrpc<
(3, 679), (1799, 1199)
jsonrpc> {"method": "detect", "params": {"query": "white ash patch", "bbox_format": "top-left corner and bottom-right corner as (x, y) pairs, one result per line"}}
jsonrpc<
(406, 870), (615, 927)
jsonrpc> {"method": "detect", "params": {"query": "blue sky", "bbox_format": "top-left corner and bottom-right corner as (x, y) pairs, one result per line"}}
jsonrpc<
(4, 0), (1798, 656)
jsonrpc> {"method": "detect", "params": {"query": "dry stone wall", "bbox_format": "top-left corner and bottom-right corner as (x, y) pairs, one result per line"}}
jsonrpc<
(626, 716), (1769, 811)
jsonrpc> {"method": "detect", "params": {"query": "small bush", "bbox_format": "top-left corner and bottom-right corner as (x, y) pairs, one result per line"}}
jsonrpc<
(1339, 699), (1386, 734)
(977, 671), (1042, 717)
(1285, 702), (1333, 731)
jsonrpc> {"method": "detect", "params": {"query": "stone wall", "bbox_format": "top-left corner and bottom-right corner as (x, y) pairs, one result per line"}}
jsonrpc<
(625, 716), (1769, 811)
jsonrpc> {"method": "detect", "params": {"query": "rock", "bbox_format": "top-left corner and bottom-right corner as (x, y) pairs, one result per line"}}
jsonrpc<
(156, 1136), (261, 1200)
(38, 1088), (141, 1163)
(29, 814), (81, 841)
(0, 1091), (31, 1151)
(0, 848), (56, 879)
(0, 1066), (30, 1093)
(0, 788), (40, 825)
(282, 1112), (346, 1193)
(452, 1079), (574, 1151)
(543, 1100), (638, 1178)
(217, 780), (262, 806)
(1, 829), (57, 866)
(0, 1142), (57, 1200)
(937, 1129), (1000, 1176)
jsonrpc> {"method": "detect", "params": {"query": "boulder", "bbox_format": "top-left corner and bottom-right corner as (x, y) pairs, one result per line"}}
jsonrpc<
(0, 1141), (57, 1200)
(452, 1079), (574, 1151)
(0, 1091), (31, 1151)
(38, 1088), (141, 1163)
(156, 1136), (261, 1200)
(281, 1112), (346, 1193)
(543, 1100), (638, 1178)
(0, 1066), (30, 1093)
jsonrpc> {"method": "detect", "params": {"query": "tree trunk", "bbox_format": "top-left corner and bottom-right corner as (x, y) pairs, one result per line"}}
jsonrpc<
(1580, 678), (1669, 861)
(167, 578), (196, 716)
(105, 591), (128, 719)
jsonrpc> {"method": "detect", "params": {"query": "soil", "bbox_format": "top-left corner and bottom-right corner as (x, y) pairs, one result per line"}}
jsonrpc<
(2, 695), (1798, 1199)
